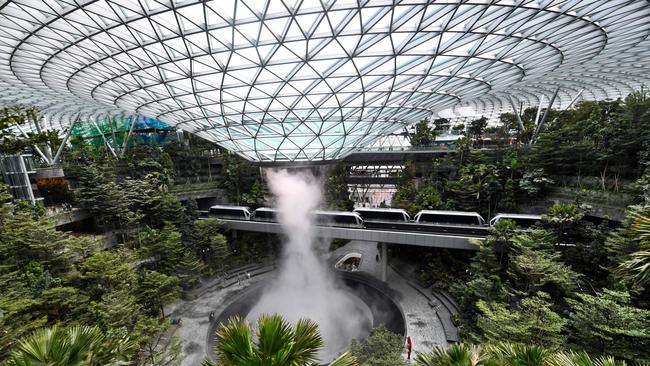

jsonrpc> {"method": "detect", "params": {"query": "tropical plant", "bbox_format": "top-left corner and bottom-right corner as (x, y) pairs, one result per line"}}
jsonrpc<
(411, 119), (437, 147)
(567, 289), (650, 360)
(349, 325), (408, 366)
(544, 204), (584, 242)
(203, 314), (357, 366)
(414, 343), (485, 366)
(5, 325), (135, 366)
(551, 351), (627, 366)
(617, 214), (650, 286)
(486, 343), (552, 366)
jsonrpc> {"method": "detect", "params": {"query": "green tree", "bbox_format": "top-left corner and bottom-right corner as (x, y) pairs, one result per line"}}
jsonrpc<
(79, 249), (137, 296)
(433, 118), (451, 132)
(0, 209), (71, 272)
(220, 151), (261, 205)
(0, 106), (60, 155)
(476, 292), (566, 349)
(192, 219), (231, 270)
(543, 204), (585, 242)
(241, 178), (267, 208)
(349, 325), (408, 366)
(392, 160), (419, 216)
(567, 289), (650, 360)
(324, 166), (354, 211)
(411, 119), (437, 147)
(467, 117), (488, 143)
(137, 270), (182, 319)
(204, 314), (357, 366)
(137, 225), (202, 286)
(508, 229), (577, 298)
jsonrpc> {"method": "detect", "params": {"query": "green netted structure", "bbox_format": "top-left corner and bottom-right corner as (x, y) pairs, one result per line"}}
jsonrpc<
(70, 115), (175, 149)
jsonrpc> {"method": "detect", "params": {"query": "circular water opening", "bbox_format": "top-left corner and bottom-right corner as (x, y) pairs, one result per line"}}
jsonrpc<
(208, 273), (405, 364)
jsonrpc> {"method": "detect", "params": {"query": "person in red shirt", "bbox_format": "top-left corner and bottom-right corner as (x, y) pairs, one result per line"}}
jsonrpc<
(406, 335), (412, 360)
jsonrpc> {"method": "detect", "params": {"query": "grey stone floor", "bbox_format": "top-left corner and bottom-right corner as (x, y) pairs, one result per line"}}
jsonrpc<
(166, 275), (265, 366)
(331, 241), (448, 355)
(169, 242), (449, 365)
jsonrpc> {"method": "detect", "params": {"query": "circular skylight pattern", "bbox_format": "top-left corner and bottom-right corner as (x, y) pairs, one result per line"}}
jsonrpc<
(1, 0), (649, 161)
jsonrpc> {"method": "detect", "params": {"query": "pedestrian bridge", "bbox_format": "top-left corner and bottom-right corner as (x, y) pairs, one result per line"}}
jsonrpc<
(214, 219), (484, 251)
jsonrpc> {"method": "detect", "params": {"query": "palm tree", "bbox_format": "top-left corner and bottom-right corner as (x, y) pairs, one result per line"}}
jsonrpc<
(618, 214), (650, 286)
(203, 314), (357, 366)
(6, 324), (135, 366)
(543, 204), (584, 242)
(486, 343), (551, 366)
(415, 343), (485, 366)
(551, 351), (627, 366)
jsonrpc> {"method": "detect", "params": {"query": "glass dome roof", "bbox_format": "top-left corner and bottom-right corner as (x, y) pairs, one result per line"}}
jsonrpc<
(1, 0), (649, 161)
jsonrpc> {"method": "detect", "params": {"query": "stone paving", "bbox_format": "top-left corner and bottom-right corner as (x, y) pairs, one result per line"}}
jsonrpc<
(331, 241), (449, 355)
(169, 241), (451, 365)
(166, 275), (265, 366)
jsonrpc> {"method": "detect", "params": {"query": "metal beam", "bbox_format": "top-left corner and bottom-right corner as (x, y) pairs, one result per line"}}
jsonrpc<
(13, 123), (51, 165)
(532, 87), (560, 143)
(538, 87), (560, 128)
(533, 88), (585, 144)
(565, 88), (584, 111)
(91, 119), (117, 158)
(52, 117), (78, 165)
(508, 96), (525, 131)
(533, 95), (545, 127)
(121, 115), (138, 157)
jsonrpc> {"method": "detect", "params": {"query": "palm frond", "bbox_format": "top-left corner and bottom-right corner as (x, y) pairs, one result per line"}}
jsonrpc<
(631, 214), (650, 241)
(487, 342), (550, 366)
(415, 344), (484, 366)
(65, 325), (105, 364)
(11, 325), (72, 365)
(291, 318), (323, 364)
(328, 352), (358, 366)
(550, 351), (593, 366)
(618, 251), (650, 286)
(594, 356), (626, 366)
(255, 314), (296, 365)
(215, 316), (255, 365)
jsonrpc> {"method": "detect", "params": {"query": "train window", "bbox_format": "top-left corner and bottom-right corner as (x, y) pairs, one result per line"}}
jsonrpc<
(355, 209), (408, 222)
(209, 207), (249, 219)
(418, 213), (480, 225)
(253, 209), (277, 221)
(333, 215), (356, 225)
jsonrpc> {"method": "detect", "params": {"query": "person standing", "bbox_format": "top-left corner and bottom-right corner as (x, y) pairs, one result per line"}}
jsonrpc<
(406, 335), (412, 360)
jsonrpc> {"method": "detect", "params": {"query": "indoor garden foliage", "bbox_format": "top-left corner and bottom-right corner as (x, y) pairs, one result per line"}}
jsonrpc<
(0, 88), (649, 364)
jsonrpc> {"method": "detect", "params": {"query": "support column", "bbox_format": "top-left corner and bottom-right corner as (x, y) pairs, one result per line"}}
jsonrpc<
(52, 117), (77, 165)
(14, 124), (51, 165)
(121, 115), (138, 156)
(508, 96), (525, 131)
(18, 155), (36, 205)
(380, 242), (387, 282)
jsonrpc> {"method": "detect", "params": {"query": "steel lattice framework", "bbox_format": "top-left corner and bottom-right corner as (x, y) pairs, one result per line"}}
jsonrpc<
(1, 0), (649, 161)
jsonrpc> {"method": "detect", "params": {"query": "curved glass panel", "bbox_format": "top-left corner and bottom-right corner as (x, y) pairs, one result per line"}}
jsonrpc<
(0, 1), (649, 161)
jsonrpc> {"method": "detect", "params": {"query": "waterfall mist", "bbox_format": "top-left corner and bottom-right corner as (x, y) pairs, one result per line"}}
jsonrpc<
(247, 169), (370, 360)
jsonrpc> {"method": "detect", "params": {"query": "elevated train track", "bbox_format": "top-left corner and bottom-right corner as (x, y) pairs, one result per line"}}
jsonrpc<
(211, 218), (482, 251)
(201, 206), (545, 251)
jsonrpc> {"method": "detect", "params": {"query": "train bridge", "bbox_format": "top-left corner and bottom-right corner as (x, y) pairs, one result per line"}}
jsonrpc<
(212, 219), (485, 281)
